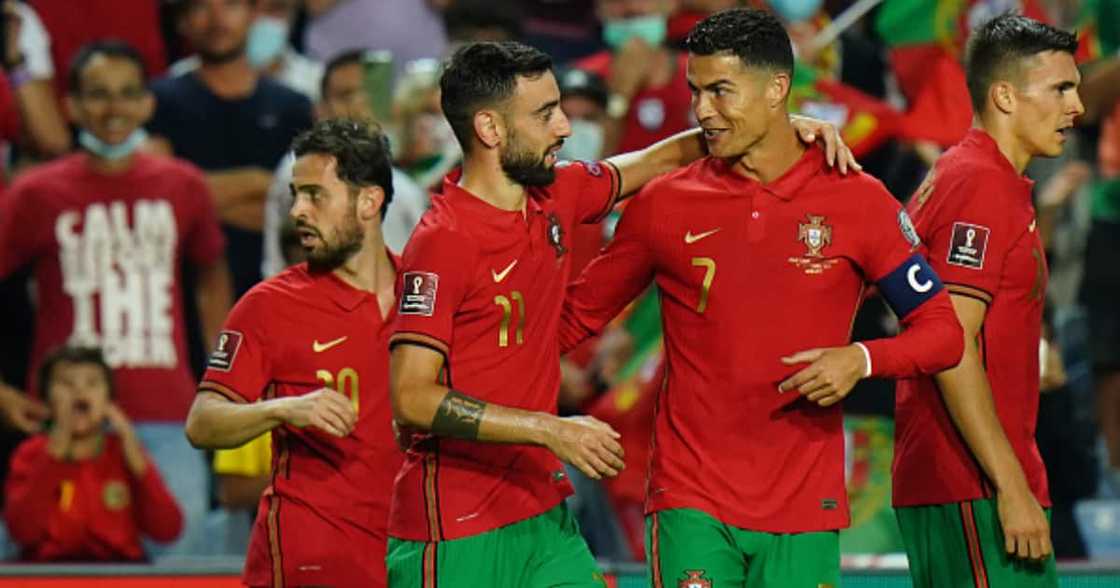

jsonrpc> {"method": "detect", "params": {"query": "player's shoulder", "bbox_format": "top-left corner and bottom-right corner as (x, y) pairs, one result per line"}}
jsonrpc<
(638, 157), (714, 200)
(235, 264), (316, 313)
(407, 193), (479, 249)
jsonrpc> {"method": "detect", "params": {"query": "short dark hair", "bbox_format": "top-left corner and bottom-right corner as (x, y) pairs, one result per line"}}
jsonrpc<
(320, 49), (365, 100)
(965, 13), (1079, 113)
(37, 346), (114, 400)
(291, 118), (395, 218)
(68, 40), (147, 95)
(439, 41), (553, 153)
(685, 8), (794, 74)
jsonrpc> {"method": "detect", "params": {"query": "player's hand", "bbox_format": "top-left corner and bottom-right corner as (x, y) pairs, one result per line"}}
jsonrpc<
(279, 388), (357, 438)
(105, 403), (138, 440)
(789, 114), (861, 174)
(610, 38), (657, 101)
(0, 384), (49, 434)
(778, 344), (867, 406)
(543, 415), (625, 480)
(997, 484), (1052, 560)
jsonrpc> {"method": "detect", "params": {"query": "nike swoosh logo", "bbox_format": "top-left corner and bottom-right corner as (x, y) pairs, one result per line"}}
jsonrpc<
(684, 228), (721, 244)
(491, 259), (518, 283)
(312, 336), (348, 353)
(1028, 219), (1037, 232)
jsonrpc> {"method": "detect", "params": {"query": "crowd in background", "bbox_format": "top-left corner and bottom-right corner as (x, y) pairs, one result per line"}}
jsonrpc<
(0, 0), (1115, 565)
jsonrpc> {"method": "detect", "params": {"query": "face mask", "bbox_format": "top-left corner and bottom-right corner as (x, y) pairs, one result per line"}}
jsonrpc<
(246, 16), (290, 68)
(768, 0), (824, 24)
(78, 128), (148, 161)
(558, 119), (605, 162)
(603, 15), (667, 49)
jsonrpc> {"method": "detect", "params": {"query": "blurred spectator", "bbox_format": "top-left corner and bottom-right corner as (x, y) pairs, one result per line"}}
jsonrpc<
(169, 0), (323, 101)
(3, 346), (182, 561)
(4, 0), (69, 157)
(262, 50), (428, 276)
(392, 57), (461, 189)
(443, 0), (524, 49)
(575, 0), (692, 155)
(210, 432), (270, 554)
(303, 0), (448, 82)
(148, 0), (312, 298)
(667, 0), (740, 47)
(29, 0), (167, 97)
(0, 40), (231, 556)
(520, 0), (602, 63)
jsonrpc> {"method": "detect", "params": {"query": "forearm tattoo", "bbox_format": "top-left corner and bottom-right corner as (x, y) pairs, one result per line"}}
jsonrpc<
(431, 390), (486, 440)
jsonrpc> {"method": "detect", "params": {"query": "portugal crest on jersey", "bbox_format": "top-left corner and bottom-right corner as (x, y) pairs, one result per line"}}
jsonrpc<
(797, 214), (832, 257)
(678, 570), (712, 588)
(547, 212), (567, 258)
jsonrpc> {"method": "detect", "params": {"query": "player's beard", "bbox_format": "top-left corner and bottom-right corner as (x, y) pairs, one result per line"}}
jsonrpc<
(500, 131), (559, 188)
(303, 209), (364, 273)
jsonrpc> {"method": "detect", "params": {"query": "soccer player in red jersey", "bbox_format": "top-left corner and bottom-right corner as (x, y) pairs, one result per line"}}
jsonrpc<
(893, 14), (1083, 587)
(184, 119), (401, 588)
(558, 9), (964, 587)
(387, 40), (856, 587)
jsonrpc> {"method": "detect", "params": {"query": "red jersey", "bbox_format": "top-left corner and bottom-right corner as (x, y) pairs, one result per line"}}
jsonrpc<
(560, 146), (962, 533)
(575, 51), (692, 154)
(3, 434), (182, 561)
(894, 129), (1050, 508)
(199, 262), (402, 588)
(390, 161), (621, 541)
(0, 153), (225, 422)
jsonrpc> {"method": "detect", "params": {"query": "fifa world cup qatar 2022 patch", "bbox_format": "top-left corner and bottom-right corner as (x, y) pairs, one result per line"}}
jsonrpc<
(399, 272), (439, 316)
(947, 222), (990, 269)
(207, 330), (243, 372)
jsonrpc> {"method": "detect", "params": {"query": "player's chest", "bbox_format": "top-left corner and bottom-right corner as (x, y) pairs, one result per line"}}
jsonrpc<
(273, 310), (391, 390)
(654, 197), (865, 294)
(999, 222), (1048, 306)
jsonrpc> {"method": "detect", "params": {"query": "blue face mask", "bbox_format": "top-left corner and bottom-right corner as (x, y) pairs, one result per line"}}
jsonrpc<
(79, 128), (148, 161)
(246, 16), (289, 68)
(602, 15), (667, 49)
(768, 0), (824, 24)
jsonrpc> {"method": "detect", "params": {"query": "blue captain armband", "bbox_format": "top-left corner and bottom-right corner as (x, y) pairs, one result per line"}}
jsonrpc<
(877, 254), (943, 319)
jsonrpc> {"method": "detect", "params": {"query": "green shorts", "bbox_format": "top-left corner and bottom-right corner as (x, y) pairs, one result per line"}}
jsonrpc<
(646, 508), (840, 588)
(896, 497), (1058, 588)
(386, 503), (606, 588)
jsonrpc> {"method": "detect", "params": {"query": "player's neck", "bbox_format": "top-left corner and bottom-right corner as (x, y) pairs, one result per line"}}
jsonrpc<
(333, 233), (392, 293)
(458, 156), (528, 213)
(732, 119), (805, 184)
(196, 56), (258, 99)
(974, 117), (1031, 174)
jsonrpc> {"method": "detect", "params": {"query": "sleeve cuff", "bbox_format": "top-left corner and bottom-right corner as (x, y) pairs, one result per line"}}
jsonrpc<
(854, 342), (872, 378)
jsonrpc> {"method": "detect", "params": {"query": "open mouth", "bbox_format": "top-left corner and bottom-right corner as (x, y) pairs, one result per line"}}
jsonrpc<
(72, 399), (91, 415)
(702, 128), (728, 141)
(296, 226), (321, 247)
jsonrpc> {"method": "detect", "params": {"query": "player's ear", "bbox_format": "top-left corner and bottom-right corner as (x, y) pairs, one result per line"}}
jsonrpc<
(767, 70), (791, 110)
(990, 80), (1016, 115)
(357, 185), (384, 222)
(474, 109), (503, 150)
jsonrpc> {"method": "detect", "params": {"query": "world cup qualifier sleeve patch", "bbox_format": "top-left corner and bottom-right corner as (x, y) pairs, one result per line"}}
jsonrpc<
(399, 272), (439, 316)
(947, 222), (990, 270)
(207, 330), (243, 372)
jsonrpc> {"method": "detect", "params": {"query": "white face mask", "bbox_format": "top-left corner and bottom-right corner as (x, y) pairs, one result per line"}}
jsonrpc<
(558, 118), (605, 162)
(246, 16), (290, 68)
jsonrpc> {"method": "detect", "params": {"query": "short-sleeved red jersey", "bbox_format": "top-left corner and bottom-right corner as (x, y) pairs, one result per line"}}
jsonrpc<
(390, 161), (620, 541)
(199, 262), (402, 588)
(893, 129), (1050, 508)
(561, 146), (958, 533)
(0, 153), (224, 422)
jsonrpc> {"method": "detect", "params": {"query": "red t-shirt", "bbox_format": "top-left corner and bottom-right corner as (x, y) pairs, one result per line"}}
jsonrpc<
(561, 146), (952, 532)
(3, 434), (182, 562)
(0, 153), (225, 422)
(575, 51), (692, 154)
(389, 161), (621, 541)
(894, 129), (1050, 508)
(199, 262), (402, 588)
(31, 0), (167, 97)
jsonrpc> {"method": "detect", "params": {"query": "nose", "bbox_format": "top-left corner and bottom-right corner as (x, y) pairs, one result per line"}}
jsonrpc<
(554, 108), (572, 139)
(289, 194), (312, 221)
(1069, 89), (1086, 118)
(692, 92), (714, 123)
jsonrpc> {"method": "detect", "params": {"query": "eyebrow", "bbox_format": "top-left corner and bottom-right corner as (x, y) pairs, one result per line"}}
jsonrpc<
(687, 79), (733, 92)
(533, 99), (560, 115)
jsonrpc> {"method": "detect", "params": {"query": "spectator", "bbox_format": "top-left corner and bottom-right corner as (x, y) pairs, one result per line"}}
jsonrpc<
(443, 0), (523, 50)
(4, 0), (69, 157)
(3, 346), (182, 561)
(261, 49), (428, 277)
(520, 0), (602, 63)
(0, 40), (231, 557)
(303, 0), (449, 82)
(574, 0), (692, 155)
(169, 0), (323, 101)
(149, 0), (312, 298)
(392, 57), (460, 190)
(29, 0), (167, 97)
